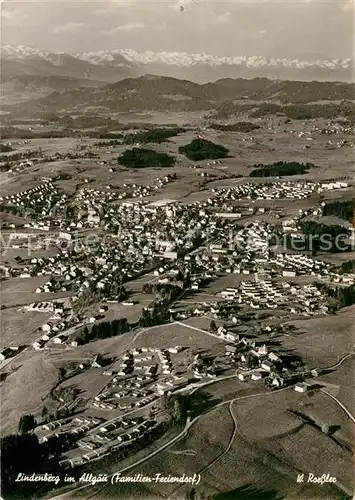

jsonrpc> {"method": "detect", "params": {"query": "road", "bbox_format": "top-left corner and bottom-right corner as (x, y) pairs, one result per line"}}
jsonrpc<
(0, 320), (84, 371)
(166, 400), (239, 499)
(46, 350), (355, 500)
(323, 352), (354, 371)
(46, 386), (290, 500)
(320, 388), (355, 424)
(174, 320), (222, 341)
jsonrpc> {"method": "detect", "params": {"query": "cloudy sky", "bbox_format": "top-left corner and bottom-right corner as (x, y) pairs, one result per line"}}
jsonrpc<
(1, 0), (354, 60)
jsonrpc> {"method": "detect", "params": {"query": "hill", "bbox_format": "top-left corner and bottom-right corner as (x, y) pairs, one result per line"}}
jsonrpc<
(3, 75), (355, 118)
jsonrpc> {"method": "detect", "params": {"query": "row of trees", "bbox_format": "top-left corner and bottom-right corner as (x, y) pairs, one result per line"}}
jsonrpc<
(139, 282), (185, 327)
(209, 122), (260, 133)
(72, 283), (127, 315)
(94, 139), (122, 147)
(123, 127), (186, 145)
(142, 282), (184, 300)
(75, 318), (132, 345)
(250, 161), (312, 177)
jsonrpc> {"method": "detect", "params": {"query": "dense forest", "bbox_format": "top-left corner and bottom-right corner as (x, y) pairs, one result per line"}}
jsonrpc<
(275, 221), (350, 255)
(118, 148), (175, 168)
(251, 101), (355, 121)
(214, 101), (355, 122)
(322, 199), (353, 222)
(339, 260), (355, 274)
(1, 429), (77, 499)
(179, 138), (230, 161)
(250, 161), (313, 177)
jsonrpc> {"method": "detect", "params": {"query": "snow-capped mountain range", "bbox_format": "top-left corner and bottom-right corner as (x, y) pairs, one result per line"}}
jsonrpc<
(76, 48), (353, 72)
(1, 45), (353, 82)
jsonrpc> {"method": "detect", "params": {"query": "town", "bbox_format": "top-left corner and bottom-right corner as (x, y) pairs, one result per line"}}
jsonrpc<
(1, 83), (355, 500)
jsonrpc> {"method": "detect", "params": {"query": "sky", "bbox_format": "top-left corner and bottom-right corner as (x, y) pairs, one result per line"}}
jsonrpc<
(1, 0), (354, 61)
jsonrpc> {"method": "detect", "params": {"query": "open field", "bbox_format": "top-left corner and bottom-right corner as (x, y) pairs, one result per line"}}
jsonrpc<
(74, 388), (351, 500)
(320, 356), (355, 414)
(0, 351), (59, 434)
(1, 276), (49, 306)
(1, 306), (51, 348)
(283, 305), (355, 368)
(1, 276), (72, 307)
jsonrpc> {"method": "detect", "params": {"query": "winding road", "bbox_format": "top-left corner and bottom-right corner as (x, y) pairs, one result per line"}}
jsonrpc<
(46, 386), (290, 500)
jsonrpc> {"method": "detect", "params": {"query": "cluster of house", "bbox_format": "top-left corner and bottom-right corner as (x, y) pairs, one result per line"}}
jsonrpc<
(38, 347), (192, 467)
(319, 121), (355, 135)
(220, 277), (328, 316)
(23, 301), (56, 312)
(41, 415), (102, 437)
(2, 170), (352, 373)
(0, 180), (51, 205)
(121, 176), (174, 199)
(0, 181), (62, 219)
(210, 330), (308, 389)
(0, 345), (23, 363)
(0, 147), (43, 174)
(325, 138), (354, 150)
(37, 415), (116, 468)
(326, 272), (355, 286)
(211, 180), (348, 202)
(59, 417), (159, 468)
(93, 346), (186, 406)
(32, 325), (71, 351)
(272, 253), (331, 277)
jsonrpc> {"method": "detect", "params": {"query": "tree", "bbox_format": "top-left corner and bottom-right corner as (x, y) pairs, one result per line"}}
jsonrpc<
(58, 367), (66, 380)
(209, 320), (217, 333)
(185, 488), (196, 500)
(91, 324), (98, 340)
(83, 325), (89, 341)
(1, 433), (42, 498)
(160, 393), (170, 414)
(41, 406), (48, 420)
(18, 414), (37, 434)
(160, 394), (187, 423)
(142, 283), (153, 294)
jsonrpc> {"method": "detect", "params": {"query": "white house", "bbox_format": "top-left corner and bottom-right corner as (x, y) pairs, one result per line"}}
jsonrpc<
(294, 382), (308, 393)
